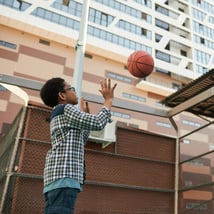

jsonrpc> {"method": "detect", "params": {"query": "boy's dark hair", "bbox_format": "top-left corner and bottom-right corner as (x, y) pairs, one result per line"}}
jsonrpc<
(40, 77), (65, 107)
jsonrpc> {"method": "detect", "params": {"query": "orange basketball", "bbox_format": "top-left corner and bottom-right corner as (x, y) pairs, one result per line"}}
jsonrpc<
(127, 50), (154, 78)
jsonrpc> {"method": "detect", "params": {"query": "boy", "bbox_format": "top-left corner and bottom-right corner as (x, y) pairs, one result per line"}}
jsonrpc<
(40, 77), (117, 214)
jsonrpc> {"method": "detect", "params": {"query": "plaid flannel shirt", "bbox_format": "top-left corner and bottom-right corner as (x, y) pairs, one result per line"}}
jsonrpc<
(44, 104), (112, 187)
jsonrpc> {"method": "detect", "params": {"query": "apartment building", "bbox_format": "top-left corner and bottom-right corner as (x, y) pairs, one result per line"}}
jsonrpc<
(0, 0), (214, 213)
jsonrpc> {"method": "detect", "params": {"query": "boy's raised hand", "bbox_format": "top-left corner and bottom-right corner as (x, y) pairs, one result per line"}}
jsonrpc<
(99, 78), (117, 109)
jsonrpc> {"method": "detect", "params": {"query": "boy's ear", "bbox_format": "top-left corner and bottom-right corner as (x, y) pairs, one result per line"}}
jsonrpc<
(58, 92), (66, 101)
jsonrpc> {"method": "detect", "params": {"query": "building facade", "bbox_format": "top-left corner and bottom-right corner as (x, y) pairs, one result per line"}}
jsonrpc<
(0, 0), (214, 213)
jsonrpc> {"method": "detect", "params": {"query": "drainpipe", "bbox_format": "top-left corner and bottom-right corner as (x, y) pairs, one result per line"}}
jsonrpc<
(0, 83), (29, 213)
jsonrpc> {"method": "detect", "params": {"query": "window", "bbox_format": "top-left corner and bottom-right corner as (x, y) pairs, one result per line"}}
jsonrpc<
(156, 51), (170, 63)
(122, 92), (146, 102)
(186, 202), (208, 210)
(172, 83), (180, 90)
(182, 119), (201, 127)
(141, 12), (147, 20)
(89, 8), (114, 27)
(133, 0), (152, 7)
(184, 180), (192, 187)
(193, 21), (214, 40)
(93, 0), (152, 22)
(155, 34), (162, 42)
(0, 40), (17, 49)
(85, 53), (93, 59)
(195, 64), (208, 74)
(178, 8), (184, 13)
(155, 19), (169, 31)
(200, 37), (205, 44)
(156, 67), (170, 75)
(180, 50), (187, 57)
(117, 20), (151, 39)
(187, 160), (204, 166)
(155, 5), (169, 16)
(156, 121), (172, 128)
(194, 49), (211, 64)
(111, 111), (131, 119)
(0, 0), (31, 11)
(39, 39), (50, 46)
(183, 139), (190, 144)
(52, 0), (82, 17)
(165, 43), (170, 50)
(194, 35), (214, 51)
(87, 26), (152, 53)
(31, 8), (80, 30)
(107, 72), (132, 83)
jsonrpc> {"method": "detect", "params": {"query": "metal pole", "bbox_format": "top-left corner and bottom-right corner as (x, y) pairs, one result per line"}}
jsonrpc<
(72, 0), (90, 100)
(169, 117), (179, 214)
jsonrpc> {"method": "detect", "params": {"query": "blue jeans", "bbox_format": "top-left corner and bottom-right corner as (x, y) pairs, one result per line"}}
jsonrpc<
(44, 188), (79, 214)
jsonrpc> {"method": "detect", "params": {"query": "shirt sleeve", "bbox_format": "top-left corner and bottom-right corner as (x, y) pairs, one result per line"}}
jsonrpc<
(64, 104), (112, 131)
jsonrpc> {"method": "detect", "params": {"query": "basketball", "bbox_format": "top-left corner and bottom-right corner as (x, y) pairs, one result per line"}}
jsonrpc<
(127, 50), (154, 78)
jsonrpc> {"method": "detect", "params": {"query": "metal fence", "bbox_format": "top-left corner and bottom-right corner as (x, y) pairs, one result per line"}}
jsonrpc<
(0, 108), (25, 213)
(0, 103), (177, 214)
(179, 120), (214, 214)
